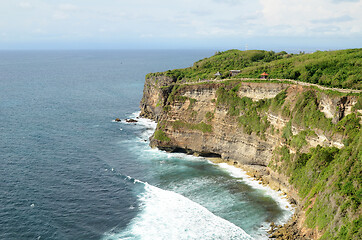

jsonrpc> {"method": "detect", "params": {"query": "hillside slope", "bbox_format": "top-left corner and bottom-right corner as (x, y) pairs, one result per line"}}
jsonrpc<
(147, 49), (362, 90)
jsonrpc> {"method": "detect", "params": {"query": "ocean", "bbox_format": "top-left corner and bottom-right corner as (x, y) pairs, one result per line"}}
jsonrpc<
(0, 50), (292, 240)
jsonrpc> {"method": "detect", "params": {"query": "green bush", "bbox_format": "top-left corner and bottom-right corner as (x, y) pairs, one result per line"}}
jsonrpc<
(205, 111), (215, 122)
(290, 131), (308, 150)
(282, 121), (293, 141)
(188, 98), (197, 109)
(171, 120), (212, 133)
(154, 130), (170, 142)
(353, 95), (362, 110)
(292, 91), (333, 130)
(271, 90), (287, 111)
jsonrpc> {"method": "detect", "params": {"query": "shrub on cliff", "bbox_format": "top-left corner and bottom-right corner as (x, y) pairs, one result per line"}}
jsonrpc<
(154, 129), (170, 142)
(171, 120), (212, 133)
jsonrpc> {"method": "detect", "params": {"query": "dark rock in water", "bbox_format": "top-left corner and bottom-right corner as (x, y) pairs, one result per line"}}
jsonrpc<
(126, 118), (138, 123)
(115, 118), (121, 122)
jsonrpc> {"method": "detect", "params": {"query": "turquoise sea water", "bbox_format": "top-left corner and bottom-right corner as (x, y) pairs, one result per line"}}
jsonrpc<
(0, 50), (292, 240)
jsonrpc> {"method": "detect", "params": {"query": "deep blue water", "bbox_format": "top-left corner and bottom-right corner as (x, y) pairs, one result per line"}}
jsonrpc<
(0, 50), (292, 240)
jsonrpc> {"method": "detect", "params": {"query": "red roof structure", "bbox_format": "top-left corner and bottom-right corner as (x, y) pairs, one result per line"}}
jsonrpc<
(261, 72), (269, 79)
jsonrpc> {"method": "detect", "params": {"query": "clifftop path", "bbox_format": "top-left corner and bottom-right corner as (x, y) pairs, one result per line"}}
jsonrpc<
(181, 78), (362, 94)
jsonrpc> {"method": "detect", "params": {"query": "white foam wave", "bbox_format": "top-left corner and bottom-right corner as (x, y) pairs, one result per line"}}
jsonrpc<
(126, 111), (157, 140)
(216, 163), (294, 224)
(103, 180), (253, 240)
(129, 111), (141, 119)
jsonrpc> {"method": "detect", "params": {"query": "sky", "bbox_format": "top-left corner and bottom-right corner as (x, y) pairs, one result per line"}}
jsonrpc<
(0, 0), (361, 51)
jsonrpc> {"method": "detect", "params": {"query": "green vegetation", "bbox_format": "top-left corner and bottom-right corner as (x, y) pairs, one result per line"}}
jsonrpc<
(166, 85), (182, 104)
(268, 92), (361, 239)
(270, 90), (287, 111)
(151, 48), (362, 89)
(292, 91), (333, 131)
(153, 129), (170, 142)
(239, 113), (270, 138)
(205, 111), (214, 122)
(188, 98), (197, 109)
(171, 120), (212, 133)
(272, 130), (361, 239)
(290, 130), (317, 150)
(215, 83), (272, 137)
(161, 50), (287, 81)
(216, 84), (255, 116)
(353, 95), (362, 110)
(164, 84), (198, 111)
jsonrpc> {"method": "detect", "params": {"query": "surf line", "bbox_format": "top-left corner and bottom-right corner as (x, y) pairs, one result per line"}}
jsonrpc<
(104, 173), (254, 240)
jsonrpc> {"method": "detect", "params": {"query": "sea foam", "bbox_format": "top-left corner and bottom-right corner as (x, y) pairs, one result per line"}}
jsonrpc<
(102, 177), (253, 240)
(111, 112), (293, 239)
(216, 163), (294, 225)
(129, 111), (157, 140)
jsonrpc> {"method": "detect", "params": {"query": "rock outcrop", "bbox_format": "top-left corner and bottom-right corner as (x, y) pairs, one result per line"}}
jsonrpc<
(140, 75), (176, 121)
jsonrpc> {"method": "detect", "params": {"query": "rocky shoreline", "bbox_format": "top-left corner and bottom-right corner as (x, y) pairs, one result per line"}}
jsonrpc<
(203, 157), (308, 239)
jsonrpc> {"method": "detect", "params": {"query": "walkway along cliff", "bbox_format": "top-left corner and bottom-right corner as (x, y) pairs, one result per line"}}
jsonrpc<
(140, 74), (362, 239)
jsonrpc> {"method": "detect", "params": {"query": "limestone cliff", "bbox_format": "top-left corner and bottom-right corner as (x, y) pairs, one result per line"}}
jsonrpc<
(141, 78), (355, 163)
(140, 76), (361, 239)
(140, 75), (176, 121)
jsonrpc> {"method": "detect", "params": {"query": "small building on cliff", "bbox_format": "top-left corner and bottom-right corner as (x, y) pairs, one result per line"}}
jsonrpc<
(214, 71), (222, 77)
(261, 72), (269, 79)
(229, 70), (241, 76)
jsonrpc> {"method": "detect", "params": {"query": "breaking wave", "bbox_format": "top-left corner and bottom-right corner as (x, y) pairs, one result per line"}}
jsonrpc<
(102, 176), (253, 240)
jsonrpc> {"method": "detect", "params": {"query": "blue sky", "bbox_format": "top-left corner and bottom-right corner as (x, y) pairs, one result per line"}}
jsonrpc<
(1, 0), (361, 51)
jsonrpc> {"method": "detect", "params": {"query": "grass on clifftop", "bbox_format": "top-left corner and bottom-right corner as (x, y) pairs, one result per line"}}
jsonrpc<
(148, 48), (362, 89)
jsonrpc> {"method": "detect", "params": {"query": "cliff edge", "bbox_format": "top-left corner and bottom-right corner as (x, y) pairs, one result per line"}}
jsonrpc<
(140, 75), (361, 239)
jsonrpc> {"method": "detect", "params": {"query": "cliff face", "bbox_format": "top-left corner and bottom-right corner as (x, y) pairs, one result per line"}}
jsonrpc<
(140, 76), (361, 239)
(141, 78), (354, 163)
(150, 82), (286, 165)
(140, 75), (176, 121)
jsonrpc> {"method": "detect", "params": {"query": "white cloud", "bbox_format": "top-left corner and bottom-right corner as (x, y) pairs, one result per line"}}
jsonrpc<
(140, 33), (154, 38)
(1, 0), (361, 49)
(52, 3), (78, 20)
(53, 11), (69, 20)
(18, 2), (31, 8)
(59, 3), (77, 11)
(259, 0), (362, 36)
